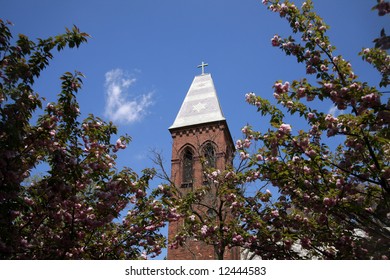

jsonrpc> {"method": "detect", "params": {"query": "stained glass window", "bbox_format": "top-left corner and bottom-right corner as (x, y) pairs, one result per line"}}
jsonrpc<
(203, 143), (216, 168)
(182, 148), (193, 187)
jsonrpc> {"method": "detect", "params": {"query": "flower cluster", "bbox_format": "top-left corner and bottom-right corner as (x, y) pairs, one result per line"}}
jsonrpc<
(278, 123), (292, 135)
(0, 22), (168, 260)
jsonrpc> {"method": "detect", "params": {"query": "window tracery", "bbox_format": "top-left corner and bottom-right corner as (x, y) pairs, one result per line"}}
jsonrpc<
(203, 142), (216, 169)
(182, 147), (193, 188)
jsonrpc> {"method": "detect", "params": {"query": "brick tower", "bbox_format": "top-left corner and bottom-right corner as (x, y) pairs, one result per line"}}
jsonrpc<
(167, 63), (239, 260)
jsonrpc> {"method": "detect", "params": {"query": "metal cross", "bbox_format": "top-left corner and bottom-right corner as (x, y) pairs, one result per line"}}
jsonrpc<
(197, 61), (208, 75)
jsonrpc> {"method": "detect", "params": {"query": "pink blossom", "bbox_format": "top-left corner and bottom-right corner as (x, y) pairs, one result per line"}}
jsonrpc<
(319, 25), (326, 31)
(231, 201), (239, 208)
(235, 139), (243, 149)
(310, 55), (320, 65)
(297, 87), (306, 98)
(282, 81), (290, 92)
(284, 239), (293, 250)
(226, 193), (237, 202)
(243, 138), (251, 148)
(279, 123), (292, 134)
(301, 237), (312, 249)
(320, 64), (328, 71)
(24, 197), (34, 206)
(201, 225), (208, 236)
(335, 178), (344, 188)
(113, 138), (126, 152)
(232, 234), (244, 244)
(365, 207), (374, 213)
(240, 152), (250, 160)
(211, 170), (219, 177)
(361, 93), (380, 107)
(245, 92), (256, 103)
(140, 251), (147, 260)
(306, 65), (317, 74)
(363, 48), (370, 54)
(292, 156), (300, 162)
(224, 171), (235, 179)
(274, 81), (290, 93)
(307, 112), (314, 119)
(323, 197), (336, 207)
(279, 3), (289, 16)
(271, 35), (281, 47)
(305, 149), (317, 158)
(325, 114), (338, 123)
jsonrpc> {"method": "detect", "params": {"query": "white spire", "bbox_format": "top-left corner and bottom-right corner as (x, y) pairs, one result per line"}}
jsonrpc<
(169, 73), (225, 130)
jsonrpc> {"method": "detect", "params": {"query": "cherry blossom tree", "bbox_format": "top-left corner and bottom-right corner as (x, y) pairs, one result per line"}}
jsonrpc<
(163, 0), (389, 260)
(233, 0), (389, 259)
(0, 20), (171, 259)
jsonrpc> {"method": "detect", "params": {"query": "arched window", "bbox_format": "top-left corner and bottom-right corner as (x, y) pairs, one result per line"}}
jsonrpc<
(182, 147), (193, 188)
(203, 143), (216, 168)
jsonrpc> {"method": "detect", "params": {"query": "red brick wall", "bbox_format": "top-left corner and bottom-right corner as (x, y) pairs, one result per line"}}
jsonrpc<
(167, 121), (239, 260)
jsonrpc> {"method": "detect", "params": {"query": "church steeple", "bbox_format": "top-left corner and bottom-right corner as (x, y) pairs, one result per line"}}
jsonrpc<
(169, 72), (226, 130)
(167, 64), (238, 260)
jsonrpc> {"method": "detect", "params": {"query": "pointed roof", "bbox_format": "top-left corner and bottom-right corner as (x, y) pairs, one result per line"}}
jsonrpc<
(169, 73), (226, 130)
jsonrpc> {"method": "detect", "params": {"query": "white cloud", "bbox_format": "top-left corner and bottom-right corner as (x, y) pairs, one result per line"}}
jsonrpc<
(104, 69), (154, 124)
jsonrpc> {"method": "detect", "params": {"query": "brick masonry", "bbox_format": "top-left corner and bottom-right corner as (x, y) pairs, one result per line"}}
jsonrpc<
(167, 120), (240, 260)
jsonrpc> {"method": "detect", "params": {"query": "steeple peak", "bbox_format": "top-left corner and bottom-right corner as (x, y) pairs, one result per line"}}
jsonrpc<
(169, 73), (225, 130)
(197, 61), (208, 75)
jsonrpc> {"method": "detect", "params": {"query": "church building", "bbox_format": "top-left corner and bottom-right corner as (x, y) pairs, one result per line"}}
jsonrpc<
(167, 63), (239, 260)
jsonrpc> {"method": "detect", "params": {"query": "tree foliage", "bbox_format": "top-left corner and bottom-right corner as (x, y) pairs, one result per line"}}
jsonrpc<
(167, 1), (390, 259)
(0, 20), (169, 259)
(233, 0), (390, 259)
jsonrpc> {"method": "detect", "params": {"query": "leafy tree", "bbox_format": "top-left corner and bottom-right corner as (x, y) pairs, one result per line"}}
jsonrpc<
(0, 20), (170, 259)
(233, 0), (389, 259)
(165, 1), (389, 259)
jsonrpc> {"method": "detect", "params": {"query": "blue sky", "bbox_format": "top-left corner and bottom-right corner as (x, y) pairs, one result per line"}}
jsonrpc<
(1, 0), (388, 258)
(2, 0), (387, 174)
